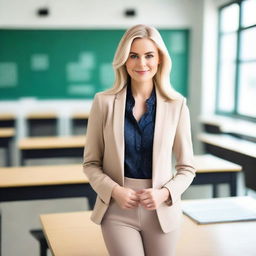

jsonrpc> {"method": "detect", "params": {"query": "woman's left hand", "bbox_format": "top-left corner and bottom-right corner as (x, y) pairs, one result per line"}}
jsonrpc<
(136, 188), (170, 210)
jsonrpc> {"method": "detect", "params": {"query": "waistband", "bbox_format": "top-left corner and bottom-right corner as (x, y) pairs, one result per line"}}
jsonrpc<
(124, 176), (152, 191)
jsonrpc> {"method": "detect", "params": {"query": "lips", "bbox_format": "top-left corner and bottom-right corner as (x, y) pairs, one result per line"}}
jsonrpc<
(135, 70), (149, 75)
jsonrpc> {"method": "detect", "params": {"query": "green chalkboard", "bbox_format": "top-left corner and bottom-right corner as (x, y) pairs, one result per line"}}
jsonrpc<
(0, 29), (189, 100)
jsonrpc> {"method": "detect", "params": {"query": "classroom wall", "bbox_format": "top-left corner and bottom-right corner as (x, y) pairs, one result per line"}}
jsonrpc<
(0, 0), (206, 152)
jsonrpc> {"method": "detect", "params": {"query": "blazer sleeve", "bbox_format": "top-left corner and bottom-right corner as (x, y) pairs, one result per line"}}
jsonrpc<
(163, 97), (196, 205)
(83, 93), (118, 205)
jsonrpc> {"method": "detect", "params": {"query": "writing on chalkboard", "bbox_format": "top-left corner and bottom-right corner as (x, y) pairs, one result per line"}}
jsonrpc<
(0, 62), (18, 88)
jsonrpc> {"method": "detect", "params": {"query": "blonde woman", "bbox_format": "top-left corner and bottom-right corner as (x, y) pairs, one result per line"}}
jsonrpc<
(83, 24), (196, 256)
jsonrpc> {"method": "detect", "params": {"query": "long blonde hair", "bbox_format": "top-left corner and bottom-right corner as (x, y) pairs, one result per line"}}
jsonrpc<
(106, 24), (180, 100)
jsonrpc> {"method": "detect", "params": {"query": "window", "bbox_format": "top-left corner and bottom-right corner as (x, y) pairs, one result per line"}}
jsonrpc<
(217, 0), (256, 120)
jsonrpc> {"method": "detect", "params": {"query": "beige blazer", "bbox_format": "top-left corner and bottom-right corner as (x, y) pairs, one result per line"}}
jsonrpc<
(83, 85), (196, 233)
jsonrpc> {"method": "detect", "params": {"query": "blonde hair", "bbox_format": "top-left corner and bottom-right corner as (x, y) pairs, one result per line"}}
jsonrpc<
(106, 24), (180, 100)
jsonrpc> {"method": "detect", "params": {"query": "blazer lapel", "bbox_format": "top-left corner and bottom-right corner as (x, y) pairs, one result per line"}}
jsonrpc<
(113, 86), (127, 185)
(152, 87), (168, 187)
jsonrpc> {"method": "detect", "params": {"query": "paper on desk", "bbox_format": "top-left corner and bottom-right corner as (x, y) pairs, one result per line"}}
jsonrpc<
(182, 197), (256, 224)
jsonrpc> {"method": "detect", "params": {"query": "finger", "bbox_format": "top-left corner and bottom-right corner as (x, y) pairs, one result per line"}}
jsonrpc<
(136, 189), (148, 195)
(140, 198), (151, 205)
(129, 198), (140, 204)
(127, 202), (139, 208)
(139, 194), (150, 201)
(137, 189), (146, 192)
(139, 201), (151, 209)
(127, 198), (138, 205)
(130, 200), (139, 206)
(146, 203), (156, 210)
(131, 202), (139, 207)
(139, 194), (151, 202)
(141, 203), (153, 210)
(147, 207), (155, 211)
(140, 189), (151, 194)
(130, 194), (140, 200)
(139, 189), (153, 197)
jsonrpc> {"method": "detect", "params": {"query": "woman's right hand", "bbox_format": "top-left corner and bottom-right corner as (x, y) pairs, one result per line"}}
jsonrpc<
(111, 185), (139, 209)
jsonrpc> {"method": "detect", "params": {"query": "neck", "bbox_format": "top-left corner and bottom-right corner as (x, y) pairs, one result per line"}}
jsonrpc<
(130, 80), (154, 100)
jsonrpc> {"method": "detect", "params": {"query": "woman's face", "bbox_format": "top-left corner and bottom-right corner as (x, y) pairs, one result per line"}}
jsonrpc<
(125, 38), (160, 84)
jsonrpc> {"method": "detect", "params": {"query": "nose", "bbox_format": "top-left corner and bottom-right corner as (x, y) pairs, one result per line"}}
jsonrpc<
(138, 57), (146, 67)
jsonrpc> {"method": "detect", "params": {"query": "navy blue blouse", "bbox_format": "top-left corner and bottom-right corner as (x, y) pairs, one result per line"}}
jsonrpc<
(124, 84), (156, 179)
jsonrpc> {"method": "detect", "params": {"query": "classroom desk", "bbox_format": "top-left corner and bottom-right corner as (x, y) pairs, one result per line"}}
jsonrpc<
(178, 197), (256, 256)
(26, 112), (58, 137)
(0, 164), (96, 256)
(71, 112), (89, 135)
(198, 133), (256, 158)
(198, 133), (256, 191)
(0, 114), (15, 128)
(40, 211), (107, 256)
(0, 128), (15, 166)
(40, 197), (256, 256)
(0, 164), (95, 208)
(193, 154), (241, 197)
(18, 136), (86, 165)
(72, 112), (89, 120)
(200, 115), (256, 142)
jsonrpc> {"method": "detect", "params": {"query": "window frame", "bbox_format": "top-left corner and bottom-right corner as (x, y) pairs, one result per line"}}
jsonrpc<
(216, 0), (256, 122)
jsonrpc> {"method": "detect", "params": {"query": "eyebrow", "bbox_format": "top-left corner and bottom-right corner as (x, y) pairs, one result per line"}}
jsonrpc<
(129, 51), (155, 55)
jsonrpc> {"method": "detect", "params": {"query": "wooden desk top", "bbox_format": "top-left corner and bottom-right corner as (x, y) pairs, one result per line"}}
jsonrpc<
(194, 154), (242, 173)
(178, 197), (256, 256)
(198, 133), (256, 158)
(41, 211), (108, 256)
(0, 164), (88, 187)
(0, 113), (15, 120)
(72, 112), (90, 119)
(200, 115), (256, 139)
(26, 112), (57, 119)
(18, 136), (86, 150)
(0, 128), (15, 138)
(40, 197), (256, 256)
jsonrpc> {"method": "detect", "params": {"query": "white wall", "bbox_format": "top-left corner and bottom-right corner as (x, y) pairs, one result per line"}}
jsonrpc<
(0, 0), (202, 28)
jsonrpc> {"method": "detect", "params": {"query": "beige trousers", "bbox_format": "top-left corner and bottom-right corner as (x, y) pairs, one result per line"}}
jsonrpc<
(101, 177), (181, 256)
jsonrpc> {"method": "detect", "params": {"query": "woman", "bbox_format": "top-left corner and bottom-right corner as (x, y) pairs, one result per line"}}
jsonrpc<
(83, 24), (196, 256)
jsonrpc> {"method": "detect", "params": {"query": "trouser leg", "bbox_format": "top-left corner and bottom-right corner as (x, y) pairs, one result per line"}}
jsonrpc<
(140, 202), (181, 256)
(101, 220), (145, 256)
(142, 227), (180, 256)
(141, 220), (180, 256)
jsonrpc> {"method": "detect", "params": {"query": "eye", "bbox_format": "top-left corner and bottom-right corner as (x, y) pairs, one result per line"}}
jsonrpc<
(129, 54), (138, 59)
(146, 54), (154, 59)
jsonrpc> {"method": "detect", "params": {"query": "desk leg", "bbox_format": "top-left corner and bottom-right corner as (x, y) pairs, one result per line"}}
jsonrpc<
(6, 144), (11, 166)
(213, 184), (218, 198)
(20, 151), (25, 166)
(230, 172), (237, 196)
